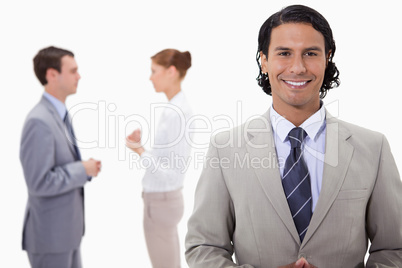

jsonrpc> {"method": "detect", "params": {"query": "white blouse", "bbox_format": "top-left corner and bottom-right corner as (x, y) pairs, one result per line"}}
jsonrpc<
(141, 91), (193, 192)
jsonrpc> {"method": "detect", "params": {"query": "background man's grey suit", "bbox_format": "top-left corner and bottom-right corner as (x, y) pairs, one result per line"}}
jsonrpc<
(20, 96), (88, 254)
(185, 110), (402, 267)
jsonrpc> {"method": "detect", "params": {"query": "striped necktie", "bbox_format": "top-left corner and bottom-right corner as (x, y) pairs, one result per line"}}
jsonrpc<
(282, 127), (312, 242)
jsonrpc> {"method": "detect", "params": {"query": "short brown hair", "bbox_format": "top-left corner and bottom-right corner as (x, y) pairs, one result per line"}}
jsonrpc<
(33, 46), (74, 85)
(151, 49), (191, 78)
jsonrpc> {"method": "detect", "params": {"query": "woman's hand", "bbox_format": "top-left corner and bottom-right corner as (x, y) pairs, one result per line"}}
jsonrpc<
(126, 129), (145, 155)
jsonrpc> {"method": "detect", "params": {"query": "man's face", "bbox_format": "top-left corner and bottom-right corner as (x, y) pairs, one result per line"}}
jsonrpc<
(56, 55), (81, 97)
(261, 23), (328, 114)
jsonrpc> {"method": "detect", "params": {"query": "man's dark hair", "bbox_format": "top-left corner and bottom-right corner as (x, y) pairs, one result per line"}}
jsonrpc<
(256, 5), (340, 98)
(33, 46), (74, 85)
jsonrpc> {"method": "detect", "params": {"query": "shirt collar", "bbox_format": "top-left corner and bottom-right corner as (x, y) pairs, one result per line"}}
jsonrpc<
(43, 92), (67, 120)
(169, 90), (184, 106)
(270, 101), (326, 143)
(161, 91), (186, 118)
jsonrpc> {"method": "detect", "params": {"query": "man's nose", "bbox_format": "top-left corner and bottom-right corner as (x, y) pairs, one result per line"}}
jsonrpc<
(289, 56), (307, 74)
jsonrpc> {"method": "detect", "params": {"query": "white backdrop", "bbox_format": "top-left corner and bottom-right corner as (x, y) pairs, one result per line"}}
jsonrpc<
(1, 0), (401, 267)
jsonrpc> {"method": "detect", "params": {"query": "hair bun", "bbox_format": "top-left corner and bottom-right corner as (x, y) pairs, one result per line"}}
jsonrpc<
(151, 49), (192, 78)
(181, 51), (192, 69)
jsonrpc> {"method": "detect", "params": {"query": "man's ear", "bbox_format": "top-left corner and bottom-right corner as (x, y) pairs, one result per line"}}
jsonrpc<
(45, 68), (59, 83)
(326, 50), (332, 66)
(260, 51), (268, 73)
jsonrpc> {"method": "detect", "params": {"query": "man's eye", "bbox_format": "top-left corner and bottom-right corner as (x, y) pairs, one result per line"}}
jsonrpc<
(279, 52), (290, 56)
(305, 52), (317, 56)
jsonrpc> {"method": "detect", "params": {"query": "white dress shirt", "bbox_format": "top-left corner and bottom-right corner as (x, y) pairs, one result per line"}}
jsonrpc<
(270, 104), (326, 212)
(141, 91), (193, 192)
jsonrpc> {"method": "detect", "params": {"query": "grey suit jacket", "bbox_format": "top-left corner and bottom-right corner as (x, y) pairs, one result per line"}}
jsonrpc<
(185, 109), (402, 267)
(20, 96), (88, 254)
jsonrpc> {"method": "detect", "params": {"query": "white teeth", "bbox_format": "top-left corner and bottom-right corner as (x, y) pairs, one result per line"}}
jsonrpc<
(286, 81), (307, 86)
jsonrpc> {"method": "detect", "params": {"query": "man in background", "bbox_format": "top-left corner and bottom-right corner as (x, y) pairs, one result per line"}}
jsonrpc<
(20, 46), (101, 268)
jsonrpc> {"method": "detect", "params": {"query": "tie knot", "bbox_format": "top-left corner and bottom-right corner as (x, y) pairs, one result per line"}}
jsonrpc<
(288, 127), (307, 149)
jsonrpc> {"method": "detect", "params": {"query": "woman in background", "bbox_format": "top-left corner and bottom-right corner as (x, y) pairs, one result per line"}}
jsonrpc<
(126, 49), (193, 268)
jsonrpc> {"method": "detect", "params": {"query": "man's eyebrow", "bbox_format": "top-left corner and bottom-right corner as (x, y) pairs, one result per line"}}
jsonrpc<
(274, 46), (291, 51)
(273, 46), (323, 52)
(305, 46), (323, 52)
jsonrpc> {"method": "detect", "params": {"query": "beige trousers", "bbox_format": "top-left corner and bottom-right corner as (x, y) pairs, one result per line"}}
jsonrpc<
(143, 189), (184, 268)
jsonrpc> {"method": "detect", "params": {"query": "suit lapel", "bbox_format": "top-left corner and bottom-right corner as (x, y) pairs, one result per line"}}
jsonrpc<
(40, 96), (77, 158)
(301, 112), (354, 247)
(245, 111), (301, 244)
(245, 110), (355, 246)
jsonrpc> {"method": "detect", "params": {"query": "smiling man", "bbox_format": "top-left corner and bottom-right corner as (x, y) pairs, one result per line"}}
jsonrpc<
(185, 5), (402, 268)
(262, 23), (327, 127)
